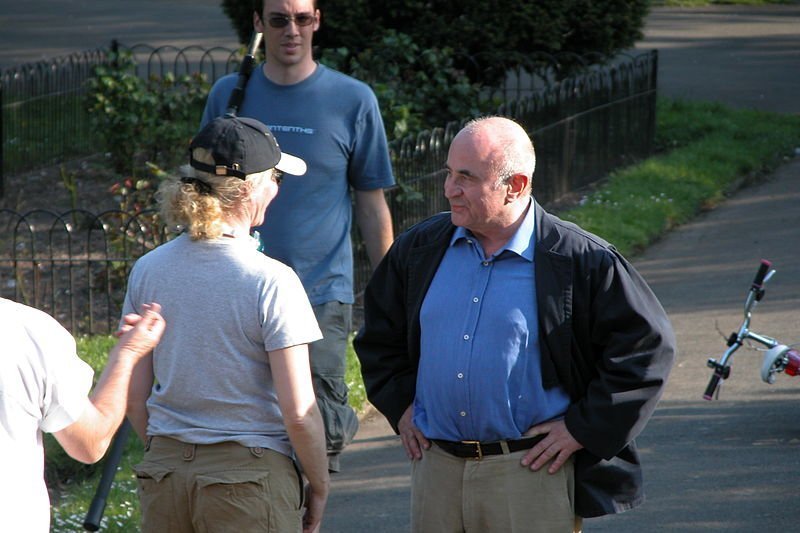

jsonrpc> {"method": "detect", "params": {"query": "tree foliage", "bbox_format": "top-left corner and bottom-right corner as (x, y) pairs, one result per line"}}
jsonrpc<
(319, 32), (490, 140)
(222, 0), (257, 45)
(222, 0), (650, 85)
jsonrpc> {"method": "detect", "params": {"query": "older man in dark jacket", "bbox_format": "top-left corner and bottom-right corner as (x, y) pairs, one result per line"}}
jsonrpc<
(355, 116), (675, 532)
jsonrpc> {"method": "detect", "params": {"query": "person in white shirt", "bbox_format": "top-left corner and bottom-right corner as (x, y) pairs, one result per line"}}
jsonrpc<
(0, 298), (164, 532)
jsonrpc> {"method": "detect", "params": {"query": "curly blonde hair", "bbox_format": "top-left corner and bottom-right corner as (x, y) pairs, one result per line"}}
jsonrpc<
(157, 148), (273, 240)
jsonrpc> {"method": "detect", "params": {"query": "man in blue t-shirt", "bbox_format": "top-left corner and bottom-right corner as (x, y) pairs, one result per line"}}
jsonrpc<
(201, 0), (395, 472)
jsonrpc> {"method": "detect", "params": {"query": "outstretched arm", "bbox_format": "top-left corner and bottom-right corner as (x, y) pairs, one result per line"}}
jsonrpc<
(54, 303), (164, 463)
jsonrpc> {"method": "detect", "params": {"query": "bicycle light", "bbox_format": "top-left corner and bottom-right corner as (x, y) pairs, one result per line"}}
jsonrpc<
(761, 345), (800, 384)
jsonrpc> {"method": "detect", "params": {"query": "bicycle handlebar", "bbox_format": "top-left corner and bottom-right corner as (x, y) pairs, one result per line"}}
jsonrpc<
(752, 259), (771, 290)
(703, 371), (723, 400)
(703, 260), (778, 401)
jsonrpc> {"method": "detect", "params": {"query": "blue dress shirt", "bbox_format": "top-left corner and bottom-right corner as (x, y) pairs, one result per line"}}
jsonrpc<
(415, 200), (570, 442)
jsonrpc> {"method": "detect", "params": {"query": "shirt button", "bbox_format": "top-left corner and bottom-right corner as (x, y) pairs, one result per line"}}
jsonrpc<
(457, 372), (464, 379)
(472, 297), (479, 303)
(463, 334), (469, 340)
(460, 411), (467, 417)
(482, 261), (489, 266)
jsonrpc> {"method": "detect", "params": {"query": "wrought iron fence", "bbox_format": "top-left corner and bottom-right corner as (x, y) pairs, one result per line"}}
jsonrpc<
(121, 41), (243, 84)
(1, 45), (657, 334)
(387, 52), (656, 204)
(0, 42), (244, 189)
(0, 208), (166, 335)
(0, 48), (109, 193)
(0, 42), (616, 190)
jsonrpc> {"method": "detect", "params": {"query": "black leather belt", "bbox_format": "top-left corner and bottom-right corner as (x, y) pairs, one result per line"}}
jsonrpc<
(431, 434), (546, 460)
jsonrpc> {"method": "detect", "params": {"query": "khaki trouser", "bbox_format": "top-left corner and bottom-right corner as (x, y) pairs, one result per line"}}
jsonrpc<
(134, 436), (303, 533)
(411, 442), (581, 533)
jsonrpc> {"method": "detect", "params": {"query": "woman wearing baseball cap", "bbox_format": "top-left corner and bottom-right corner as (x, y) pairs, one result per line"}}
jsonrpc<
(123, 116), (328, 532)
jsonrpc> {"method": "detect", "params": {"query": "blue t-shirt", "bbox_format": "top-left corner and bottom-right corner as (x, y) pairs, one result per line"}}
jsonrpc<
(201, 64), (395, 305)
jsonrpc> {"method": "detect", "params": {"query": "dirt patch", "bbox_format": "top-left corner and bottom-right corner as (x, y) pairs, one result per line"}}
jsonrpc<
(1, 155), (120, 213)
(0, 156), (150, 335)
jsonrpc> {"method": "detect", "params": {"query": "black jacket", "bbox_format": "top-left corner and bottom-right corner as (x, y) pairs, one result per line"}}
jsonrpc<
(354, 202), (676, 517)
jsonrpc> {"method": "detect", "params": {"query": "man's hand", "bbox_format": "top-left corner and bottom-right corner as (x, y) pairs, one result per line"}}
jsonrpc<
(114, 303), (165, 358)
(520, 419), (583, 474)
(398, 405), (429, 461)
(54, 302), (165, 463)
(302, 482), (327, 533)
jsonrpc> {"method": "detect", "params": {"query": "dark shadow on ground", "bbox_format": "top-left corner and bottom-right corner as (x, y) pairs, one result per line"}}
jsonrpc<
(588, 396), (800, 532)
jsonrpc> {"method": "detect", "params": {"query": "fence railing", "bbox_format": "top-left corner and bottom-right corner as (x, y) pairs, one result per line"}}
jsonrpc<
(0, 42), (244, 188)
(0, 48), (110, 192)
(0, 42), (616, 189)
(0, 208), (166, 335)
(388, 51), (656, 207)
(1, 45), (657, 334)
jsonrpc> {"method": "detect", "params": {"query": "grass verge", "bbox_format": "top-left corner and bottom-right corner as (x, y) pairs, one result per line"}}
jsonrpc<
(49, 98), (800, 531)
(560, 99), (800, 256)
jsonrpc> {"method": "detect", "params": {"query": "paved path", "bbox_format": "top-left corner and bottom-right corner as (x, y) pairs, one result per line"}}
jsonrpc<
(587, 158), (800, 532)
(637, 4), (800, 114)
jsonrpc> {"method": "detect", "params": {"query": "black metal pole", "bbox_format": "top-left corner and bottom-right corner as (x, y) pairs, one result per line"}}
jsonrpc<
(110, 39), (119, 68)
(1, 80), (4, 199)
(83, 419), (132, 531)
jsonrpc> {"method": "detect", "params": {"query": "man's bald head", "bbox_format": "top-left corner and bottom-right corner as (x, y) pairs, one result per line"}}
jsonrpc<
(455, 116), (536, 194)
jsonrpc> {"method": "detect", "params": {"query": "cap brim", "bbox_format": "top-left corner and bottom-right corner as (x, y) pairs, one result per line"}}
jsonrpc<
(276, 152), (307, 176)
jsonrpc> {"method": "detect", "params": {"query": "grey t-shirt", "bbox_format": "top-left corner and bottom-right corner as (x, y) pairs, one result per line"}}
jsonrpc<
(122, 233), (322, 457)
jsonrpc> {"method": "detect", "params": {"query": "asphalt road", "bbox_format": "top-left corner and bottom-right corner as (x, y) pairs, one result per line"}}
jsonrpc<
(0, 0), (237, 70)
(637, 4), (800, 114)
(586, 158), (800, 532)
(2, 3), (799, 532)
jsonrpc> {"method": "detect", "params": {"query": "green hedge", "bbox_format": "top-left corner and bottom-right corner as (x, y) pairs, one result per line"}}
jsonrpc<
(223, 0), (650, 85)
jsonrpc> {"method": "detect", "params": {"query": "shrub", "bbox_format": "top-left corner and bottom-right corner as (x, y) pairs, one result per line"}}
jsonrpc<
(85, 50), (210, 176)
(560, 0), (650, 58)
(318, 32), (492, 140)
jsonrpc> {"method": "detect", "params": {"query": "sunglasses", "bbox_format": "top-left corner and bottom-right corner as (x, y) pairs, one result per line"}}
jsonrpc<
(266, 13), (316, 28)
(272, 172), (283, 186)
